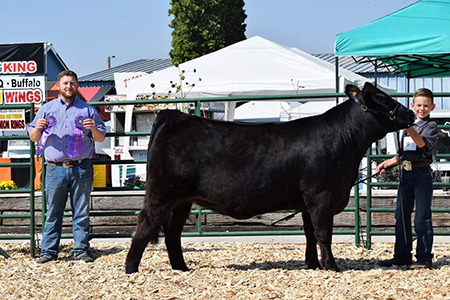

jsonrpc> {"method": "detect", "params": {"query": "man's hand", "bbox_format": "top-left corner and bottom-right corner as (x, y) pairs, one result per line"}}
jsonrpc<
(29, 118), (48, 142)
(83, 118), (106, 142)
(35, 118), (48, 131)
(83, 118), (97, 131)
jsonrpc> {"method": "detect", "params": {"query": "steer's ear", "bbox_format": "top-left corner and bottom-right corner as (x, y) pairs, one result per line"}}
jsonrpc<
(345, 84), (362, 105)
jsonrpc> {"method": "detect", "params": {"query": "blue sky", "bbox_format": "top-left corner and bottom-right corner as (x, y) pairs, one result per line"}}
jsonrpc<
(0, 0), (417, 77)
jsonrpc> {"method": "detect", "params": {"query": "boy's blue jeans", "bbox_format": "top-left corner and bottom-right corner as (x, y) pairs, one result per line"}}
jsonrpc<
(41, 160), (93, 259)
(394, 165), (434, 264)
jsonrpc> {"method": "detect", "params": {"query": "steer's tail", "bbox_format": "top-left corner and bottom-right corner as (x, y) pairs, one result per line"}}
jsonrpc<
(147, 110), (174, 151)
(148, 113), (164, 149)
(148, 110), (185, 150)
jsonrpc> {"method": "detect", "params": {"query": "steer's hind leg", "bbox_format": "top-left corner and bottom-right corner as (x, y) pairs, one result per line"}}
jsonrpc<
(163, 202), (192, 271)
(302, 212), (321, 269)
(125, 209), (154, 274)
(125, 200), (173, 274)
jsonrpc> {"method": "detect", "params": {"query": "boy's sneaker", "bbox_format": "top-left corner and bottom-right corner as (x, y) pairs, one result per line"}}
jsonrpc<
(409, 261), (432, 270)
(378, 258), (411, 267)
(76, 253), (94, 263)
(37, 255), (56, 264)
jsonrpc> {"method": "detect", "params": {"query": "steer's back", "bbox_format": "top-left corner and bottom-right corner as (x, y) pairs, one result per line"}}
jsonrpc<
(145, 109), (354, 217)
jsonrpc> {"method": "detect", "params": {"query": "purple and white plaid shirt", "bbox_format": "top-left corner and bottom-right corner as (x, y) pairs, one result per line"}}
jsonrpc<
(27, 96), (106, 162)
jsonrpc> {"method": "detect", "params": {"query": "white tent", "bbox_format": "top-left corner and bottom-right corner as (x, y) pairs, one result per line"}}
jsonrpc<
(126, 35), (381, 122)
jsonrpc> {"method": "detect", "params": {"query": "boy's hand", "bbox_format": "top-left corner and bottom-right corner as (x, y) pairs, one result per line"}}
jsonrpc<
(376, 162), (386, 175)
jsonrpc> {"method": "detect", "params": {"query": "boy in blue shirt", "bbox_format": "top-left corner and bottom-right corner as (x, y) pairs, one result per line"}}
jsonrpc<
(376, 88), (438, 269)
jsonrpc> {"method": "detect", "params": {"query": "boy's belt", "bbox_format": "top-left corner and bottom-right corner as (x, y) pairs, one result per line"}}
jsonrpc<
(47, 159), (89, 168)
(402, 160), (430, 171)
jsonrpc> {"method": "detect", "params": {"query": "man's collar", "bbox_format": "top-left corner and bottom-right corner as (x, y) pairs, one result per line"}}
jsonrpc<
(58, 95), (78, 105)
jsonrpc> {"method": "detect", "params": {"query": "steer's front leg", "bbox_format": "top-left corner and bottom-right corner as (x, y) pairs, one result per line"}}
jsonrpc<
(318, 236), (339, 271)
(302, 212), (321, 269)
(306, 200), (340, 271)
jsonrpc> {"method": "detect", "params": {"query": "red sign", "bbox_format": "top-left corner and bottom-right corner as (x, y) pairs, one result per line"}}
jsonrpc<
(2, 89), (42, 104)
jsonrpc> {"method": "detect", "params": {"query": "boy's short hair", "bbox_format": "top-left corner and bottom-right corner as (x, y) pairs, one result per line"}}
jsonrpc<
(57, 70), (78, 83)
(413, 88), (434, 104)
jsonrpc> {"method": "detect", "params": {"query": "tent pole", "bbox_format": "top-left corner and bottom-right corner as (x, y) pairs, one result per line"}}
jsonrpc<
(374, 59), (378, 87)
(407, 74), (410, 93)
(335, 56), (339, 105)
(407, 74), (411, 107)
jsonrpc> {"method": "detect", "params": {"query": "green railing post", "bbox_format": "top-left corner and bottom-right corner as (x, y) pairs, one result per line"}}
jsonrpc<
(0, 103), (36, 258)
(354, 183), (360, 247)
(193, 100), (203, 235)
(29, 103), (36, 257)
(366, 147), (373, 249)
(194, 100), (201, 117)
(0, 247), (10, 259)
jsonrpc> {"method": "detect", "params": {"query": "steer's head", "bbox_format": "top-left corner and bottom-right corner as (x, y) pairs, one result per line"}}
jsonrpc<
(345, 82), (415, 131)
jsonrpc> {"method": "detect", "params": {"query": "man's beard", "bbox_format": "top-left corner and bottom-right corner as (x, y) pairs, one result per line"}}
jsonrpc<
(60, 90), (76, 100)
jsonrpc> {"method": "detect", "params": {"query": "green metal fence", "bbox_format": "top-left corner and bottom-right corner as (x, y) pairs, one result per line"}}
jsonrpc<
(0, 103), (36, 257)
(364, 144), (450, 249)
(1, 92), (450, 259)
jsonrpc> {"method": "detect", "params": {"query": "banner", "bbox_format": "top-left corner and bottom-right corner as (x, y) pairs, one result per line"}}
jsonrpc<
(0, 76), (45, 104)
(0, 43), (45, 75)
(0, 43), (46, 106)
(0, 109), (26, 131)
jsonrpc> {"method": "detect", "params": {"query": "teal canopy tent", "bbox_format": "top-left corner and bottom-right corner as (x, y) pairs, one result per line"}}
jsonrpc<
(335, 0), (450, 78)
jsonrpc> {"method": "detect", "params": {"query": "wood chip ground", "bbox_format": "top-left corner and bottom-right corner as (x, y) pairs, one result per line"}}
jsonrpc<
(1, 241), (449, 299)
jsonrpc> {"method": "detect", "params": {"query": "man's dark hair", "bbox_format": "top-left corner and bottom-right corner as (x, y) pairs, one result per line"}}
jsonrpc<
(413, 88), (434, 104)
(57, 70), (78, 83)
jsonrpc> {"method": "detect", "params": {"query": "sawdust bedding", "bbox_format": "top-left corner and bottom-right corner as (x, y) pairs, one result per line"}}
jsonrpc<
(0, 241), (449, 299)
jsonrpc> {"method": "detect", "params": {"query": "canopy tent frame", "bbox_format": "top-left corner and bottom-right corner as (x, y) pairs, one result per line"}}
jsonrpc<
(335, 0), (450, 80)
(334, 0), (450, 248)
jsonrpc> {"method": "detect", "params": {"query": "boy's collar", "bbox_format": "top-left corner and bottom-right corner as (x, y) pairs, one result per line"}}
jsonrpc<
(415, 115), (431, 123)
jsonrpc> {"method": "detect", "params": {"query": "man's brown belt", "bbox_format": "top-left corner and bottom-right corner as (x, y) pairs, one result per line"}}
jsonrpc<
(47, 159), (89, 168)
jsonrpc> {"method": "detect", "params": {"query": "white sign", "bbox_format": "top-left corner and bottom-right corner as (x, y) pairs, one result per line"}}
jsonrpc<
(0, 75), (45, 104)
(114, 72), (151, 95)
(0, 109), (26, 131)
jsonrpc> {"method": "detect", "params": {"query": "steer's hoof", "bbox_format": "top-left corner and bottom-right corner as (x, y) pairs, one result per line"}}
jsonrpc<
(172, 265), (190, 272)
(320, 260), (340, 272)
(325, 265), (340, 272)
(306, 261), (322, 270)
(125, 264), (139, 274)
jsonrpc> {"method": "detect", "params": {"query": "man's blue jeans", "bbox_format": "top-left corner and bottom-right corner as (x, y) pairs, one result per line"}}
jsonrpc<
(41, 160), (93, 259)
(394, 166), (434, 264)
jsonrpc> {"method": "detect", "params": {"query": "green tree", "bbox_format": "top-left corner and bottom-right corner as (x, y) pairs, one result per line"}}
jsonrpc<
(168, 0), (247, 63)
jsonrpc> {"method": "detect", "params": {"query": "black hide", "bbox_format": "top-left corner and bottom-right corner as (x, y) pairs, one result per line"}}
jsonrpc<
(125, 82), (415, 273)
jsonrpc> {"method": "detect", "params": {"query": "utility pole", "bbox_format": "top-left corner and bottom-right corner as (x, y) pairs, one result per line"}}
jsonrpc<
(107, 55), (115, 69)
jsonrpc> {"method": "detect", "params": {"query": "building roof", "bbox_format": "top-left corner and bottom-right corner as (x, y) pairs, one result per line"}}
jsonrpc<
(79, 58), (173, 82)
(313, 53), (392, 74)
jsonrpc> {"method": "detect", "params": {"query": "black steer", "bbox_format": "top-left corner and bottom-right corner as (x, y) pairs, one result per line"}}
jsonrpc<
(125, 82), (415, 273)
